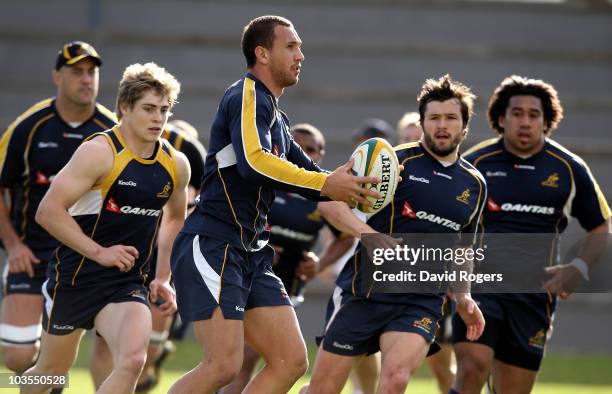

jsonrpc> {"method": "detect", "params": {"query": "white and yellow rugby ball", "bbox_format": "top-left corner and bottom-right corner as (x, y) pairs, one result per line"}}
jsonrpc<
(350, 137), (400, 214)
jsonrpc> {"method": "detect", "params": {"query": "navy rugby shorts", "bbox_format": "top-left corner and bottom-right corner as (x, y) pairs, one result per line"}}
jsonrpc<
(318, 287), (443, 357)
(171, 232), (291, 322)
(42, 280), (149, 335)
(453, 293), (555, 371)
(2, 259), (48, 295)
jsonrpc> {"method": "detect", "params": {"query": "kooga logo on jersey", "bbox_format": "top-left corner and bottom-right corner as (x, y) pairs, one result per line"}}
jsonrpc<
(105, 198), (160, 216)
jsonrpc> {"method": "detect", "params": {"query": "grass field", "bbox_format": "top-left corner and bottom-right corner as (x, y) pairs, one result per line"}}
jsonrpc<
(1, 335), (611, 393)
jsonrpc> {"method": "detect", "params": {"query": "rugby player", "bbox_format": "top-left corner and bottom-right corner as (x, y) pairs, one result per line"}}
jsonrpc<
(23, 62), (189, 394)
(451, 75), (611, 394)
(305, 75), (486, 394)
(220, 123), (356, 394)
(396, 111), (423, 145)
(395, 110), (456, 393)
(87, 120), (206, 393)
(168, 15), (381, 394)
(0, 41), (115, 377)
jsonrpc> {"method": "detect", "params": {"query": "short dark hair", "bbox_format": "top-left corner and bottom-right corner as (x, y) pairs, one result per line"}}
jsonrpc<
(487, 75), (563, 134)
(291, 123), (325, 151)
(417, 74), (475, 132)
(241, 15), (293, 67)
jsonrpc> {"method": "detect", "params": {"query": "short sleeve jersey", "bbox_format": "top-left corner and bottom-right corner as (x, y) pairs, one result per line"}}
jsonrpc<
(464, 137), (610, 235)
(336, 142), (487, 302)
(0, 98), (117, 260)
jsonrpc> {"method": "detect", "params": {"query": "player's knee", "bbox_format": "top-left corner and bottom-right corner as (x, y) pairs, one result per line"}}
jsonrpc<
(306, 378), (341, 394)
(203, 356), (242, 387)
(282, 350), (309, 379)
(241, 347), (261, 371)
(212, 365), (240, 388)
(2, 346), (38, 373)
(381, 364), (412, 393)
(429, 362), (455, 384)
(117, 349), (148, 376)
(456, 357), (489, 388)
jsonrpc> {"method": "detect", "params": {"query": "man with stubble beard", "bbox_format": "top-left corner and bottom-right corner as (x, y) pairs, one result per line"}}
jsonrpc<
(169, 15), (382, 394)
(0, 42), (115, 385)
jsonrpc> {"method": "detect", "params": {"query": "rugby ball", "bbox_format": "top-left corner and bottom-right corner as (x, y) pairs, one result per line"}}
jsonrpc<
(350, 137), (400, 214)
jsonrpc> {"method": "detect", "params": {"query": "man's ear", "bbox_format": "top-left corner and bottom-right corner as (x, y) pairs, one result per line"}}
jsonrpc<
(254, 46), (269, 65)
(118, 102), (129, 119)
(52, 69), (60, 87)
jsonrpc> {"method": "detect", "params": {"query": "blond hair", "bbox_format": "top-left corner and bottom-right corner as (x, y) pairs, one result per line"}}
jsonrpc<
(115, 62), (180, 120)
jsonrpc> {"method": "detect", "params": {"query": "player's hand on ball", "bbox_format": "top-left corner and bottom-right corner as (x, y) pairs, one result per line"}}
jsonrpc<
(321, 158), (381, 206)
(95, 244), (138, 272)
(149, 278), (177, 316)
(455, 293), (485, 341)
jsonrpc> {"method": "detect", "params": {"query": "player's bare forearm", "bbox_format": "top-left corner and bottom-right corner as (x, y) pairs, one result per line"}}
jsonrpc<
(318, 236), (355, 272)
(156, 151), (190, 281)
(0, 187), (22, 248)
(35, 137), (114, 263)
(317, 201), (374, 239)
(449, 247), (474, 296)
(36, 198), (103, 260)
(156, 214), (184, 282)
(578, 219), (611, 267)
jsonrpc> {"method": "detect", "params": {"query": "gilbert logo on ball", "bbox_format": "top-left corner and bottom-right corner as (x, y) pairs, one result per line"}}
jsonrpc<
(350, 137), (400, 214)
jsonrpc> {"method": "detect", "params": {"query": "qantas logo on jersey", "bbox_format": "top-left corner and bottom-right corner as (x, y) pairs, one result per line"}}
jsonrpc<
(35, 171), (55, 185)
(486, 198), (554, 215)
(402, 201), (417, 218)
(401, 201), (461, 230)
(487, 198), (502, 212)
(105, 197), (161, 216)
(514, 164), (535, 170)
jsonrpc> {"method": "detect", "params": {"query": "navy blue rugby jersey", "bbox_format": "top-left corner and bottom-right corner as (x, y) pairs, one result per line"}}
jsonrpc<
(0, 98), (117, 260)
(464, 138), (610, 298)
(464, 137), (610, 234)
(48, 126), (179, 287)
(182, 73), (327, 252)
(267, 191), (340, 295)
(336, 142), (487, 302)
(162, 123), (206, 190)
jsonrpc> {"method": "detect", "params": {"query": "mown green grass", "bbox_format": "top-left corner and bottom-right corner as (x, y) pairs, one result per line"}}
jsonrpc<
(1, 334), (611, 393)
